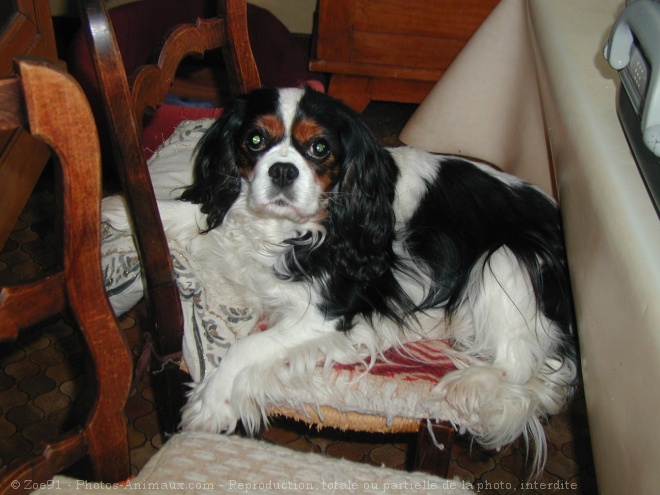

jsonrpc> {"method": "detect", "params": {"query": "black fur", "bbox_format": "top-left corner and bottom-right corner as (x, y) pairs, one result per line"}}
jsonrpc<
(285, 90), (409, 329)
(401, 159), (575, 355)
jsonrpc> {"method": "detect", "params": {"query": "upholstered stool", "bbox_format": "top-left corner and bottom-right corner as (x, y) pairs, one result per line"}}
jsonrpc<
(32, 433), (477, 495)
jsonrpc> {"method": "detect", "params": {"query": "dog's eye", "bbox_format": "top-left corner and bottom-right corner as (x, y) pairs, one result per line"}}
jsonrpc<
(246, 131), (266, 152)
(308, 139), (330, 159)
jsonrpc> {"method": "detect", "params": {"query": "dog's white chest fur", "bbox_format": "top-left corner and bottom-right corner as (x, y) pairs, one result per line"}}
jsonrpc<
(168, 195), (317, 320)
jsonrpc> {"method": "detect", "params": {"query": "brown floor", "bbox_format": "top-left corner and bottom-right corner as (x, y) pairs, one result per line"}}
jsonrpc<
(1, 101), (598, 494)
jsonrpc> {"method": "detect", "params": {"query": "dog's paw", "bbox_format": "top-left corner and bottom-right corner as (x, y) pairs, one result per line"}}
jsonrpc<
(434, 365), (551, 479)
(433, 365), (541, 449)
(180, 368), (238, 433)
(433, 366), (505, 418)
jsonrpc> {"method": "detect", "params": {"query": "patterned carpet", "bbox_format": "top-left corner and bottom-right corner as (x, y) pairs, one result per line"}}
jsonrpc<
(1, 102), (598, 494)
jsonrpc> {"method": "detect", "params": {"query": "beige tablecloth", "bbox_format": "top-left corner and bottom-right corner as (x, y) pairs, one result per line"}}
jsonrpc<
(400, 1), (660, 493)
(401, 0), (553, 195)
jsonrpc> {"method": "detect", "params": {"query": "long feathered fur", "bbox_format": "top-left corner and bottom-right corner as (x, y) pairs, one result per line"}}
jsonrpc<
(175, 87), (578, 479)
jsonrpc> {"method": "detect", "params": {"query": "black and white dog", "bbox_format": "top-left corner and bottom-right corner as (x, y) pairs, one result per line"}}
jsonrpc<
(176, 87), (577, 474)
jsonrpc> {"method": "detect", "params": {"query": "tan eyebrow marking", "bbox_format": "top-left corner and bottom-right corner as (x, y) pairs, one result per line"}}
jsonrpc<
(255, 114), (286, 140)
(292, 118), (326, 145)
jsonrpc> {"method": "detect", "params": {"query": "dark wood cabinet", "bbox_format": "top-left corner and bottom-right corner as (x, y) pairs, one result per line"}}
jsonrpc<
(310, 0), (499, 111)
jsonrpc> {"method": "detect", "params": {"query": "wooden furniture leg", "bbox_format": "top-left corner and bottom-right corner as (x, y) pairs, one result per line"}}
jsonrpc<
(327, 74), (373, 113)
(415, 421), (455, 478)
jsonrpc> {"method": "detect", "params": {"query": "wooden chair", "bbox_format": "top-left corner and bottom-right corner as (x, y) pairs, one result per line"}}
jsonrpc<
(0, 58), (476, 495)
(66, 0), (325, 193)
(78, 0), (457, 478)
(75, 0), (260, 434)
(0, 58), (133, 493)
(0, 0), (58, 251)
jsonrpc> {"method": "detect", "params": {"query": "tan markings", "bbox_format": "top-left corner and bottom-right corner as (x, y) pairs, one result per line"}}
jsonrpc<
(256, 114), (285, 140)
(237, 166), (254, 180)
(292, 118), (340, 192)
(293, 118), (326, 145)
(312, 207), (330, 222)
(314, 157), (339, 192)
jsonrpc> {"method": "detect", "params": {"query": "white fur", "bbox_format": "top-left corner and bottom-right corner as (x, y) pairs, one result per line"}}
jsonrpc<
(247, 141), (323, 223)
(390, 147), (439, 226)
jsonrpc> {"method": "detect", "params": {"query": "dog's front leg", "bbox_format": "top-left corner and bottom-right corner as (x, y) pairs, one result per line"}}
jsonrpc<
(180, 310), (339, 434)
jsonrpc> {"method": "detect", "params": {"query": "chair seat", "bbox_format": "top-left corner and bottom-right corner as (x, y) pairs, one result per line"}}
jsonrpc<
(268, 339), (459, 433)
(32, 432), (477, 494)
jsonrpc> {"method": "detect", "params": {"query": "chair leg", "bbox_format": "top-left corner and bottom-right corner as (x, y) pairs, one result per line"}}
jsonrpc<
(414, 421), (455, 478)
(151, 363), (189, 436)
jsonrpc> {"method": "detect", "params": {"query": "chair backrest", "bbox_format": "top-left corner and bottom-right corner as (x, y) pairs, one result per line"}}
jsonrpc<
(0, 58), (133, 493)
(130, 0), (261, 119)
(76, 0), (260, 432)
(77, 0), (260, 354)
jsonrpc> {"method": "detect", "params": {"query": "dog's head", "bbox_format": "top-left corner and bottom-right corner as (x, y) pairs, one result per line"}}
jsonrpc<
(181, 87), (397, 226)
(180, 87), (399, 280)
(181, 87), (411, 327)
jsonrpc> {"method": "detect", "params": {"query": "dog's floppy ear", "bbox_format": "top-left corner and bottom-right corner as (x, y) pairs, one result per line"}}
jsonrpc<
(179, 96), (247, 232)
(328, 107), (400, 282)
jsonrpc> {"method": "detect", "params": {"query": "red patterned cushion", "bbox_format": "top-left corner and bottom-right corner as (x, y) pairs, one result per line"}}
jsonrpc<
(333, 339), (457, 383)
(142, 105), (223, 158)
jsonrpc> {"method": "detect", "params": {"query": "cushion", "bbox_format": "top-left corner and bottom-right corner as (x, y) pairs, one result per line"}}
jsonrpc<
(142, 104), (223, 159)
(31, 432), (477, 494)
(102, 119), (253, 382)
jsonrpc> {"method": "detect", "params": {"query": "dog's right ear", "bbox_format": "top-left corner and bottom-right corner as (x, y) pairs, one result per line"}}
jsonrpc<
(179, 96), (247, 232)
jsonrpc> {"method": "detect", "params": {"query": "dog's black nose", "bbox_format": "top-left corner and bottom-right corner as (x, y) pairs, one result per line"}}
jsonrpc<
(268, 162), (299, 188)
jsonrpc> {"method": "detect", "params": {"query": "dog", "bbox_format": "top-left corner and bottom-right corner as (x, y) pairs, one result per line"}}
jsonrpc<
(174, 87), (577, 476)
